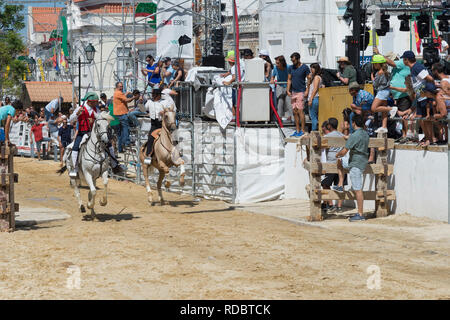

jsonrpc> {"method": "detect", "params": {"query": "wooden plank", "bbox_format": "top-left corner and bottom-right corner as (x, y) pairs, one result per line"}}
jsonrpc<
(394, 143), (448, 153)
(308, 131), (323, 222)
(304, 161), (394, 175)
(0, 173), (18, 186)
(310, 189), (396, 201)
(375, 132), (389, 218)
(286, 135), (395, 149)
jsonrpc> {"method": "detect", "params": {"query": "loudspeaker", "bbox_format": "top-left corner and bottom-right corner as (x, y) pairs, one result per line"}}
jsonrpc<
(202, 55), (225, 69)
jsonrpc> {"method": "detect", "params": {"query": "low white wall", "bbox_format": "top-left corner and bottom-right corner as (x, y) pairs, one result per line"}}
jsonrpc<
(285, 142), (449, 223)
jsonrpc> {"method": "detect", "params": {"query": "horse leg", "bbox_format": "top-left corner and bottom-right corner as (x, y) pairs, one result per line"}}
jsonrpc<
(72, 178), (85, 213)
(84, 172), (97, 219)
(175, 159), (186, 187)
(157, 169), (166, 205)
(99, 169), (108, 206)
(144, 164), (153, 204)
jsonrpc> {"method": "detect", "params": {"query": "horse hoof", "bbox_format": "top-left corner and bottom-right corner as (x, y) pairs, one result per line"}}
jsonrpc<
(165, 181), (171, 188)
(100, 199), (107, 206)
(180, 178), (185, 187)
(80, 205), (86, 213)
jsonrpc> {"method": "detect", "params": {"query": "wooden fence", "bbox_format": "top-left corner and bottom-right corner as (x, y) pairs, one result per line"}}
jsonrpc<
(0, 145), (19, 232)
(297, 131), (395, 221)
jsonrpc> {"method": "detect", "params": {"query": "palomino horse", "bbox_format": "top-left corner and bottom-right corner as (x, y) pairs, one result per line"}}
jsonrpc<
(58, 112), (114, 219)
(139, 107), (185, 205)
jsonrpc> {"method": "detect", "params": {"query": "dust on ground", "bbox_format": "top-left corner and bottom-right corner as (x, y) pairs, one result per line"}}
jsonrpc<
(0, 158), (449, 299)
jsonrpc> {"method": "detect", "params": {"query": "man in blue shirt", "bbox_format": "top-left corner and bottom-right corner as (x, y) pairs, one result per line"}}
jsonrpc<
(287, 52), (310, 136)
(141, 55), (161, 89)
(348, 82), (374, 133)
(0, 104), (16, 145)
(161, 57), (174, 85)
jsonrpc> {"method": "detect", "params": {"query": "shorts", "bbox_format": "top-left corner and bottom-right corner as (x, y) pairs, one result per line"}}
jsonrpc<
(50, 131), (59, 145)
(396, 96), (412, 112)
(321, 173), (348, 188)
(61, 140), (71, 148)
(35, 140), (42, 153)
(232, 88), (237, 106)
(291, 91), (305, 110)
(416, 99), (433, 117)
(375, 89), (390, 101)
(348, 167), (364, 191)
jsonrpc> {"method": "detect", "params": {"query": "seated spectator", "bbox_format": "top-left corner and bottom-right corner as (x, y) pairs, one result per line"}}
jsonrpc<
(348, 82), (374, 132)
(169, 60), (186, 88)
(58, 115), (73, 167)
(128, 89), (148, 127)
(390, 75), (417, 143)
(321, 117), (347, 213)
(336, 57), (357, 85)
(431, 63), (450, 142)
(341, 107), (352, 136)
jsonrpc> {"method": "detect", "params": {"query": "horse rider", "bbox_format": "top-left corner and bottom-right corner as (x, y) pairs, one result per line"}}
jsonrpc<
(68, 92), (125, 177)
(142, 86), (173, 165)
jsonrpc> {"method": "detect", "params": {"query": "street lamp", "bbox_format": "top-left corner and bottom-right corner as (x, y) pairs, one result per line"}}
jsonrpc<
(70, 43), (96, 104)
(308, 38), (317, 56)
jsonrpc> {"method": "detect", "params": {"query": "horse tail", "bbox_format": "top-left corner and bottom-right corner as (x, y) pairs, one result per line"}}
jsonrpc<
(57, 166), (67, 175)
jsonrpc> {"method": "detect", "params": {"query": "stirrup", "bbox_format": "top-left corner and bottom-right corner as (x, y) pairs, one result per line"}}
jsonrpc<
(143, 157), (152, 165)
(69, 169), (78, 178)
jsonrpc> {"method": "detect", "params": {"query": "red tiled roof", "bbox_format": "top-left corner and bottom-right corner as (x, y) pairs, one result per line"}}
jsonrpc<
(24, 81), (73, 103)
(81, 4), (134, 14)
(136, 36), (156, 45)
(31, 7), (62, 33)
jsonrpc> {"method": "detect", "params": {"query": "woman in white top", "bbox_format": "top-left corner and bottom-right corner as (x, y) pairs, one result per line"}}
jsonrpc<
(304, 63), (323, 131)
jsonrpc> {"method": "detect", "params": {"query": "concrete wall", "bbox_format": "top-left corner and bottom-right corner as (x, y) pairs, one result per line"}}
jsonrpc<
(285, 142), (449, 222)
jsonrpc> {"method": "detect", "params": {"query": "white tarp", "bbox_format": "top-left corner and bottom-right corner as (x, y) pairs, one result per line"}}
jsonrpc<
(9, 121), (49, 156)
(157, 0), (193, 59)
(235, 127), (285, 203)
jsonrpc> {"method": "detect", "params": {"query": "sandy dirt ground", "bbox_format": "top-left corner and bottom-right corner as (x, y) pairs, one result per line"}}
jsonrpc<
(0, 157), (449, 299)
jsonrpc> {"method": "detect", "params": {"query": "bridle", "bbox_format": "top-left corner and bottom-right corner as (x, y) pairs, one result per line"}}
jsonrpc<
(82, 118), (110, 165)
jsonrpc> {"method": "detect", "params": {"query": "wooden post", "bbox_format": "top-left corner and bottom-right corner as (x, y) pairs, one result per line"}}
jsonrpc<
(0, 144), (18, 232)
(309, 132), (323, 221)
(375, 132), (388, 217)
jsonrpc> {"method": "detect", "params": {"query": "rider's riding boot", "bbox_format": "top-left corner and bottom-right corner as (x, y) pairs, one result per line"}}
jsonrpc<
(69, 151), (79, 177)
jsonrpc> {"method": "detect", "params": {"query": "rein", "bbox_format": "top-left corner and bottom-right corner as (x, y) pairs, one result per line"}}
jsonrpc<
(81, 119), (109, 168)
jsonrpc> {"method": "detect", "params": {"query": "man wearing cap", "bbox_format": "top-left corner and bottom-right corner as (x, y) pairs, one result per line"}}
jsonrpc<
(221, 50), (245, 116)
(69, 92), (125, 177)
(374, 48), (412, 118)
(336, 57), (357, 85)
(287, 52), (310, 136)
(113, 81), (137, 153)
(142, 87), (173, 164)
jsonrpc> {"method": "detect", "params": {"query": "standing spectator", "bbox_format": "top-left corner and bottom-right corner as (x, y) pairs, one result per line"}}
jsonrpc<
(259, 49), (273, 82)
(243, 49), (254, 60)
(321, 117), (346, 213)
(271, 55), (292, 122)
(44, 97), (63, 121)
(0, 103), (15, 144)
(128, 89), (147, 127)
(98, 93), (109, 111)
(30, 117), (46, 161)
(336, 57), (357, 85)
(141, 55), (161, 89)
(305, 63), (323, 131)
(169, 60), (186, 88)
(334, 114), (370, 222)
(47, 114), (61, 158)
(58, 116), (73, 167)
(161, 57), (174, 85)
(287, 52), (310, 137)
(221, 51), (245, 117)
(113, 82), (137, 152)
(370, 55), (397, 133)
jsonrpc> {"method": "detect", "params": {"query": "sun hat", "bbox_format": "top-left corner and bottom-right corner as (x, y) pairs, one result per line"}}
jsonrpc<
(81, 92), (99, 101)
(337, 56), (351, 64)
(348, 82), (361, 91)
(371, 54), (387, 64)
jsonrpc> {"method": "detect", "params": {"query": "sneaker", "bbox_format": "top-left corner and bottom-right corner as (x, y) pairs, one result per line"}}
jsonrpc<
(389, 106), (398, 119)
(296, 131), (304, 137)
(290, 131), (298, 137)
(375, 127), (388, 134)
(143, 158), (152, 165)
(327, 205), (337, 213)
(349, 213), (366, 222)
(332, 185), (344, 193)
(337, 207), (343, 213)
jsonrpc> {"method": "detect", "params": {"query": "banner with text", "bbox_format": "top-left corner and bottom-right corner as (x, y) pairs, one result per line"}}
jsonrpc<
(156, 0), (193, 59)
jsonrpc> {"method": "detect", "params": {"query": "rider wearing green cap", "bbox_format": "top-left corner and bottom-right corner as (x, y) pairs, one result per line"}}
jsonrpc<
(68, 91), (124, 177)
(370, 54), (398, 134)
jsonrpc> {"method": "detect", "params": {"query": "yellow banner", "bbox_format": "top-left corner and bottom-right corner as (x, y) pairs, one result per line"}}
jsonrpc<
(37, 58), (45, 81)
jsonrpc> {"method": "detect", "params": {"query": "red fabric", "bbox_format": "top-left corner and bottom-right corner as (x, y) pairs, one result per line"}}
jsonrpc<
(233, 0), (241, 127)
(269, 90), (283, 128)
(78, 107), (97, 132)
(31, 123), (45, 142)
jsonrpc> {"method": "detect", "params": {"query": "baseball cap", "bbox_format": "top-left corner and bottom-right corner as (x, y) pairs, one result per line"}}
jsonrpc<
(371, 54), (387, 64)
(81, 92), (99, 101)
(226, 50), (235, 62)
(400, 50), (415, 59)
(348, 82), (361, 90)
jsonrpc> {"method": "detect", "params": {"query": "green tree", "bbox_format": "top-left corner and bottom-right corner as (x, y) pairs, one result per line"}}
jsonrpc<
(0, 1), (27, 98)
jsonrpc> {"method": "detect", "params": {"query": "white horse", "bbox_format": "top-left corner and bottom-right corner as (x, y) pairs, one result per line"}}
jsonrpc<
(57, 112), (114, 219)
